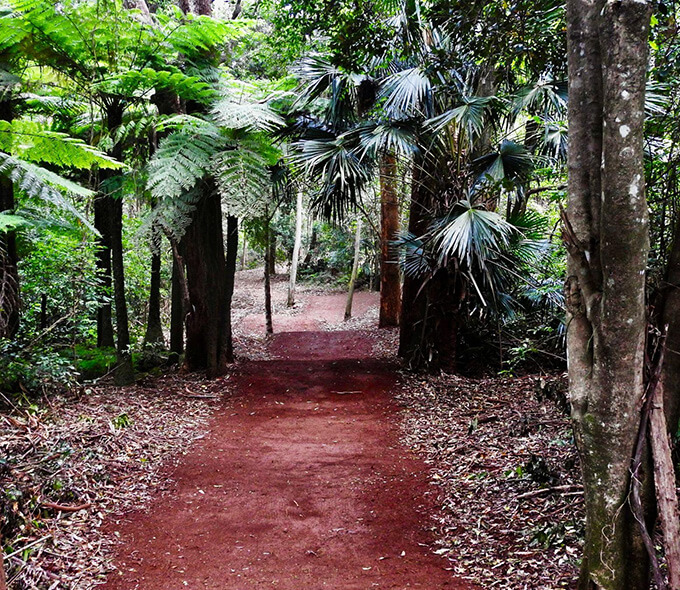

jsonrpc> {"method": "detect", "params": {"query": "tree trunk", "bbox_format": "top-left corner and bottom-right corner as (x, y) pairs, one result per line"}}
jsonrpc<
(650, 378), (680, 590)
(564, 1), (652, 588)
(0, 162), (19, 341)
(264, 214), (273, 334)
(224, 215), (238, 362)
(379, 152), (401, 328)
(268, 230), (276, 276)
(399, 157), (430, 362)
(303, 225), (317, 268)
(183, 186), (230, 377)
(143, 244), (164, 346)
(288, 190), (303, 307)
(94, 194), (115, 348)
(241, 232), (247, 270)
(170, 249), (184, 355)
(344, 217), (362, 321)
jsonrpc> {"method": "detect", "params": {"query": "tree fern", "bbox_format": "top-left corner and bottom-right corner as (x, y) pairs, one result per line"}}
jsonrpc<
(0, 152), (94, 230)
(0, 119), (123, 169)
(147, 121), (224, 202)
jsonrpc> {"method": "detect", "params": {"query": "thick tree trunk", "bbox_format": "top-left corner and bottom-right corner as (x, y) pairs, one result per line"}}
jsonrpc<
(183, 186), (230, 377)
(344, 217), (362, 321)
(143, 244), (164, 346)
(0, 99), (19, 341)
(224, 215), (238, 362)
(565, 1), (652, 588)
(379, 152), (401, 328)
(288, 190), (303, 307)
(264, 215), (273, 334)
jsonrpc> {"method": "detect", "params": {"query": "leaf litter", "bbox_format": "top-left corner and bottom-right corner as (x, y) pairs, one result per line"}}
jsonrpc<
(1, 372), (229, 589)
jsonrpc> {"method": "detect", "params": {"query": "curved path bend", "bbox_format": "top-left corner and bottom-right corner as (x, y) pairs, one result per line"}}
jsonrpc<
(102, 297), (472, 590)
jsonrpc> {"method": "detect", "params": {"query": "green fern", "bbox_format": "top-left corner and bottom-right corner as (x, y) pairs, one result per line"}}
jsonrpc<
(0, 151), (94, 230)
(213, 138), (276, 217)
(147, 123), (224, 202)
(0, 120), (123, 169)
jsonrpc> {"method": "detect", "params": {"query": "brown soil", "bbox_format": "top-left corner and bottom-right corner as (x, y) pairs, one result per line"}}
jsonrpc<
(101, 290), (474, 590)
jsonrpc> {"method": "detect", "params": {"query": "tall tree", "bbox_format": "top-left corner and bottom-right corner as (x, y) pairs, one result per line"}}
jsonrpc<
(378, 151), (401, 327)
(564, 1), (652, 587)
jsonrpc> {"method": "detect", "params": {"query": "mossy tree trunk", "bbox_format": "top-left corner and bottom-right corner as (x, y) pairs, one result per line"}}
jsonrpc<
(565, 1), (652, 587)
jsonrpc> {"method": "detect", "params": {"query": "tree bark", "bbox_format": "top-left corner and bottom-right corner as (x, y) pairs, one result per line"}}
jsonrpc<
(224, 215), (238, 362)
(170, 246), (184, 355)
(264, 214), (273, 334)
(94, 194), (115, 348)
(268, 230), (277, 276)
(565, 1), (652, 587)
(379, 152), (401, 327)
(183, 186), (230, 377)
(0, 154), (19, 340)
(288, 190), (303, 307)
(0, 98), (19, 341)
(650, 378), (680, 590)
(344, 217), (362, 321)
(143, 243), (164, 346)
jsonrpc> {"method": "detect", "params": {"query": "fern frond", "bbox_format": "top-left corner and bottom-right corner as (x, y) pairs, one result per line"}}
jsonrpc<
(213, 139), (276, 217)
(0, 151), (94, 230)
(0, 120), (123, 169)
(212, 97), (283, 132)
(147, 126), (223, 201)
(97, 68), (215, 104)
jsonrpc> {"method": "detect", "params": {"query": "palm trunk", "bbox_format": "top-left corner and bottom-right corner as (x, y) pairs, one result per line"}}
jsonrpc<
(379, 151), (401, 327)
(288, 190), (303, 307)
(565, 1), (652, 587)
(344, 217), (362, 321)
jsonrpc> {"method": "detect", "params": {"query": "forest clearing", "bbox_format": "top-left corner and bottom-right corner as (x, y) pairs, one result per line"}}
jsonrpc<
(1, 0), (679, 589)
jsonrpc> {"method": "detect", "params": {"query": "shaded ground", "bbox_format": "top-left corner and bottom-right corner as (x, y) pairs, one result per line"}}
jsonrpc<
(101, 290), (472, 589)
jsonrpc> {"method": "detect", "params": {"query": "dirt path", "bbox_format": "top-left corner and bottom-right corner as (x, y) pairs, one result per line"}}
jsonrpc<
(102, 291), (472, 589)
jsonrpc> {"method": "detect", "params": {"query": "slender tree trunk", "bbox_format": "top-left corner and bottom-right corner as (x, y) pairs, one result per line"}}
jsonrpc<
(650, 378), (680, 590)
(379, 151), (401, 327)
(241, 232), (247, 270)
(565, 1), (652, 588)
(344, 217), (362, 321)
(268, 231), (277, 276)
(288, 190), (303, 307)
(224, 215), (238, 362)
(183, 186), (230, 377)
(99, 102), (135, 385)
(303, 226), (317, 268)
(143, 243), (164, 346)
(264, 214), (273, 334)
(94, 194), (115, 348)
(170, 250), (184, 355)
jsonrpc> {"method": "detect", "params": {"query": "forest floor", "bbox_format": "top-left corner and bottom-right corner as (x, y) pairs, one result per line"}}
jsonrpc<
(1, 270), (582, 590)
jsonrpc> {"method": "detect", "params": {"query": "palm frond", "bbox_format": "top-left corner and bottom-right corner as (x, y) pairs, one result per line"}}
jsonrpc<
(379, 67), (433, 118)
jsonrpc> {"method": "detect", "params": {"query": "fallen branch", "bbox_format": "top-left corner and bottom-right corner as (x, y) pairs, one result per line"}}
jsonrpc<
(517, 484), (582, 500)
(40, 502), (92, 513)
(3, 535), (52, 561)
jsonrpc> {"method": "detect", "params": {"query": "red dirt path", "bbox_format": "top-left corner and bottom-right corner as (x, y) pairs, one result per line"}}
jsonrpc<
(102, 295), (473, 590)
